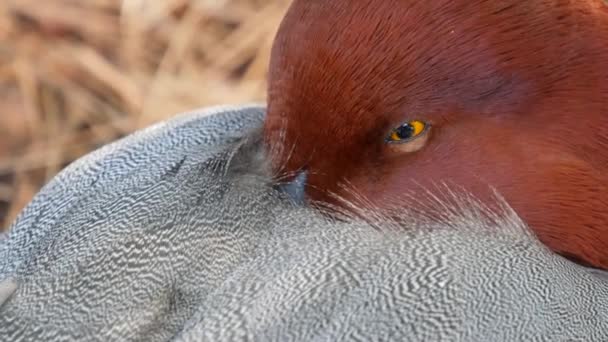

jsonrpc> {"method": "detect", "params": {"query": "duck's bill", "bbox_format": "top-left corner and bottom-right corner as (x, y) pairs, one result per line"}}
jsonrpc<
(275, 170), (308, 205)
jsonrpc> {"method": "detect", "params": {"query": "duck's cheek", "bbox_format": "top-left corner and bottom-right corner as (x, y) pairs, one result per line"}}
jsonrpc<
(341, 134), (527, 214)
(346, 158), (498, 213)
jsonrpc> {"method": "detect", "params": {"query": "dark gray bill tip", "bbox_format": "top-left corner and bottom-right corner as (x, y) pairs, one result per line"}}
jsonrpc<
(276, 170), (308, 205)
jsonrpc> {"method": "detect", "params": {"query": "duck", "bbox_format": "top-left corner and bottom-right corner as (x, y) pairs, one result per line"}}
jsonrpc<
(263, 0), (608, 269)
(1, 106), (607, 341)
(1, 0), (608, 339)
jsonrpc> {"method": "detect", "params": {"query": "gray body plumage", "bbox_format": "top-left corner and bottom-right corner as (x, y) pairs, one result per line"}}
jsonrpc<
(0, 105), (607, 341)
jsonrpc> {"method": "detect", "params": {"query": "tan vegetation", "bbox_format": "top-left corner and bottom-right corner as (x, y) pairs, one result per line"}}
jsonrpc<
(0, 0), (290, 230)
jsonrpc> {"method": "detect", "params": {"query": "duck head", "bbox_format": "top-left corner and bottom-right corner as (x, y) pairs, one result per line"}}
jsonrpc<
(264, 0), (608, 268)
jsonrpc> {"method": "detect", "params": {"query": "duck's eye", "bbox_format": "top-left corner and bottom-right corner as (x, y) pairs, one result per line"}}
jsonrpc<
(386, 120), (429, 143)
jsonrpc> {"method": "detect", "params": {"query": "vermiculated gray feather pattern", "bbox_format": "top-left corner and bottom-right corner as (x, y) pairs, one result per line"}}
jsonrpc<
(0, 105), (607, 341)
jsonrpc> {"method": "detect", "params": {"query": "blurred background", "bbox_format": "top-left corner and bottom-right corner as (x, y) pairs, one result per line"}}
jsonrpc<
(0, 0), (291, 230)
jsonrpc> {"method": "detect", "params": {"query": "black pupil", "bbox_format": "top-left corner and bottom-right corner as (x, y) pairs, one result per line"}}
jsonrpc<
(395, 123), (415, 139)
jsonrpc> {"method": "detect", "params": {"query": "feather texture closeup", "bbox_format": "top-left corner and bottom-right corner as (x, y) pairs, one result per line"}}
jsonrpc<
(0, 106), (607, 341)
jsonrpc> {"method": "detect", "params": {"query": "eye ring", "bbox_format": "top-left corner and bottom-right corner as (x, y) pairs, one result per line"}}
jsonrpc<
(385, 120), (431, 144)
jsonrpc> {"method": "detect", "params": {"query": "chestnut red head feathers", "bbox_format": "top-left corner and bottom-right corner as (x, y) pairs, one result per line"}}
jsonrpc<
(264, 0), (608, 269)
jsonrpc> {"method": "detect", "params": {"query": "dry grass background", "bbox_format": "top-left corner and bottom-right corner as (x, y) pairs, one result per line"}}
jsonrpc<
(0, 0), (291, 231)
